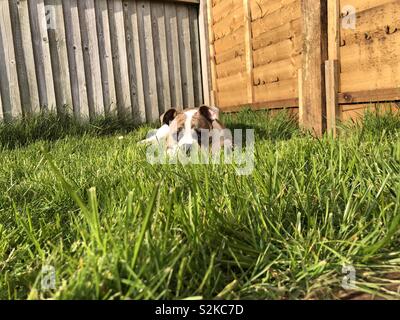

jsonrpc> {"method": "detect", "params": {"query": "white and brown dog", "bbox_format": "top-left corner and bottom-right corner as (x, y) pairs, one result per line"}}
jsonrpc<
(139, 105), (232, 157)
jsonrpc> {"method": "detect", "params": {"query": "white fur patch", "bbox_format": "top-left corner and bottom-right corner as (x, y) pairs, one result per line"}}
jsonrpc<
(178, 109), (198, 147)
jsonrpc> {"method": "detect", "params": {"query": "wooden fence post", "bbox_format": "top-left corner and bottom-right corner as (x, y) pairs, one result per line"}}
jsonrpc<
(243, 0), (254, 105)
(298, 68), (304, 125)
(301, 0), (328, 136)
(325, 60), (340, 135)
(206, 0), (217, 106)
(198, 0), (211, 106)
(326, 0), (340, 136)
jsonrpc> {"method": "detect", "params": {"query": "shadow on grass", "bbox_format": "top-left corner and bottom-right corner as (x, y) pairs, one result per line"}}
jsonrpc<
(0, 108), (301, 150)
(339, 106), (400, 139)
(2, 106), (397, 150)
(221, 108), (300, 142)
(0, 112), (153, 150)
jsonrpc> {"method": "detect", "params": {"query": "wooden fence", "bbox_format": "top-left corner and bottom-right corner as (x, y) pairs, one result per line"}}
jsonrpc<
(0, 0), (206, 123)
(207, 0), (400, 135)
(1, 0), (399, 134)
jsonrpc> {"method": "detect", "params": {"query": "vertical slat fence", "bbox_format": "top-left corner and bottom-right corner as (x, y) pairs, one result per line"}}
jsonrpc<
(0, 0), (204, 123)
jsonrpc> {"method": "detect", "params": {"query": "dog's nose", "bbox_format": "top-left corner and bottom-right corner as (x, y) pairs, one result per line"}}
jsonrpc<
(180, 143), (192, 155)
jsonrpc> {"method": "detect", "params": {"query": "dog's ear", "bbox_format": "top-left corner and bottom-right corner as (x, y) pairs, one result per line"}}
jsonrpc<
(160, 108), (177, 125)
(199, 105), (220, 122)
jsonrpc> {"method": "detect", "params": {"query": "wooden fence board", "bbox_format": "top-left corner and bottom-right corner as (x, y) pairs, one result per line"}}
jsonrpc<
(189, 5), (203, 106)
(252, 38), (302, 68)
(325, 59), (340, 135)
(198, 0), (210, 105)
(214, 26), (245, 54)
(62, 0), (89, 118)
(9, 0), (39, 115)
(215, 56), (245, 78)
(28, 0), (56, 110)
(242, 0), (253, 104)
(165, 3), (183, 110)
(46, 0), (72, 114)
(151, 1), (172, 114)
(339, 88), (400, 105)
(78, 0), (104, 118)
(252, 19), (301, 51)
(212, 0), (240, 25)
(0, 0), (22, 119)
(250, 0), (298, 19)
(123, 0), (146, 123)
(0, 91), (3, 120)
(108, 0), (131, 117)
(340, 0), (397, 14)
(0, 0), (204, 124)
(168, 0), (400, 133)
(213, 5), (243, 41)
(95, 0), (117, 114)
(251, 0), (301, 39)
(137, 0), (159, 122)
(2, 0), (399, 133)
(177, 5), (195, 107)
(253, 56), (301, 85)
(254, 78), (297, 102)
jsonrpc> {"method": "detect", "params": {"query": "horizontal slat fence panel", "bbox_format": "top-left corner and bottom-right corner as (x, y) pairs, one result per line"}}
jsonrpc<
(208, 0), (400, 133)
(339, 0), (400, 93)
(208, 0), (302, 111)
(0, 0), (203, 123)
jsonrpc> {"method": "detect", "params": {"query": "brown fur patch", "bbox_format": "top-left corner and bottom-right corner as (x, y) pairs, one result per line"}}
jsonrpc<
(165, 107), (230, 150)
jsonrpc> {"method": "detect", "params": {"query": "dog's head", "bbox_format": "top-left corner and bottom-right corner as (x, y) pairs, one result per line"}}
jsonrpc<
(160, 105), (223, 155)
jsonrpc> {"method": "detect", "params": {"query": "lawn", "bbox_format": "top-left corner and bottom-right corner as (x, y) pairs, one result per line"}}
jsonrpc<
(0, 109), (399, 299)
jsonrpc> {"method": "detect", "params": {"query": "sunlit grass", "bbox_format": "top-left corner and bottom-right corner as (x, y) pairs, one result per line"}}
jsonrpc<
(0, 109), (399, 299)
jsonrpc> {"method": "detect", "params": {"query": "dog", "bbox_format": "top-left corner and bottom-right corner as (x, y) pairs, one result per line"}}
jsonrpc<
(139, 105), (232, 157)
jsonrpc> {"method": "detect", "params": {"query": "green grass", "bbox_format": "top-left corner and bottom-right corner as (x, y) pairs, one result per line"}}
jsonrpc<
(0, 109), (400, 300)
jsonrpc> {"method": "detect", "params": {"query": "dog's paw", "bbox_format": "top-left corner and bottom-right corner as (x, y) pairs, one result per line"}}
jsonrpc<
(138, 138), (152, 145)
